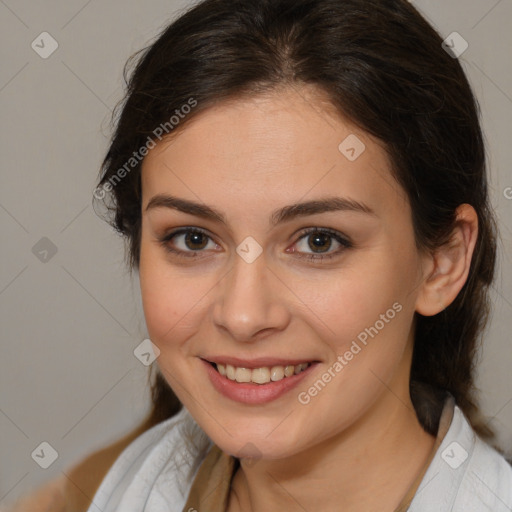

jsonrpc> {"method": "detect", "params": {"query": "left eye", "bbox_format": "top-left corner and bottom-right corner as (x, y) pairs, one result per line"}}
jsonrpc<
(290, 228), (352, 260)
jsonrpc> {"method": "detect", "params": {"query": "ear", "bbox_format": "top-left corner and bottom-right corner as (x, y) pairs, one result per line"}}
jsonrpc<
(415, 204), (478, 316)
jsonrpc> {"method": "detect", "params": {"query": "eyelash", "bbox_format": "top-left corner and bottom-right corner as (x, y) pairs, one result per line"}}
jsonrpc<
(158, 227), (352, 262)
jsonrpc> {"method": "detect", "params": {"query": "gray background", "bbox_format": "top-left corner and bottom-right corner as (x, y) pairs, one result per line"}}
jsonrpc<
(1, 0), (511, 505)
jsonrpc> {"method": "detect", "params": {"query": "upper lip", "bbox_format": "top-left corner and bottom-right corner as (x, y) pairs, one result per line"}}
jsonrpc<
(202, 356), (318, 369)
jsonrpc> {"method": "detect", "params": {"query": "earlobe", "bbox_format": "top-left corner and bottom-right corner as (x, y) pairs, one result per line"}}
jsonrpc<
(415, 204), (478, 317)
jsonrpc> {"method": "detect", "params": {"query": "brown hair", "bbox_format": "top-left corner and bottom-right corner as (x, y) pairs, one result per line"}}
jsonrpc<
(97, 0), (498, 440)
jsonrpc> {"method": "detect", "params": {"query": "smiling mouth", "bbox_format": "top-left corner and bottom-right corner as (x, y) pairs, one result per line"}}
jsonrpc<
(208, 361), (312, 385)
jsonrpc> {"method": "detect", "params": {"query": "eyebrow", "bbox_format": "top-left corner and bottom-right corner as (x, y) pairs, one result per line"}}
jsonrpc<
(145, 194), (376, 226)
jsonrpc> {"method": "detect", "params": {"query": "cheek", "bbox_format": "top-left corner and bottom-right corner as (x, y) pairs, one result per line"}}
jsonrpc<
(290, 274), (411, 433)
(295, 260), (409, 341)
(139, 244), (207, 351)
(289, 247), (417, 388)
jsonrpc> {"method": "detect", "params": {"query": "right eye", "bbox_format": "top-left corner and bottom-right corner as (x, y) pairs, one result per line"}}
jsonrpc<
(159, 227), (220, 258)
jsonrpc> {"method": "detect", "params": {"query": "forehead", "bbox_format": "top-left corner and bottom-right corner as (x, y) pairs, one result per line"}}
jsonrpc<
(140, 87), (408, 220)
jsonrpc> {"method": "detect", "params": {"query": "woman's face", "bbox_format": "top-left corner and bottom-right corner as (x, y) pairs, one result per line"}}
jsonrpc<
(139, 87), (428, 460)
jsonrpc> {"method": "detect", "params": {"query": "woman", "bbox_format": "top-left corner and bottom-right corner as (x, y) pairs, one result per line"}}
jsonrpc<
(7, 0), (511, 510)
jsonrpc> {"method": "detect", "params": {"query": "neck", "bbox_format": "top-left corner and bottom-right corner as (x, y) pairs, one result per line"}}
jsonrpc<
(228, 378), (436, 512)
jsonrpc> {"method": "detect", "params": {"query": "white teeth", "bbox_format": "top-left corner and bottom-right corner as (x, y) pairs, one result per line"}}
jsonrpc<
(216, 362), (311, 384)
(270, 366), (284, 381)
(235, 367), (252, 383)
(252, 367), (270, 384)
(226, 364), (236, 380)
(284, 365), (295, 377)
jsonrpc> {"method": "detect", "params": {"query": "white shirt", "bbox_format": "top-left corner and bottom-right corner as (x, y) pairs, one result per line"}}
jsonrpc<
(86, 398), (512, 512)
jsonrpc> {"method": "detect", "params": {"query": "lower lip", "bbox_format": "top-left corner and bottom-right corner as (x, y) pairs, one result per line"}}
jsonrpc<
(202, 359), (317, 405)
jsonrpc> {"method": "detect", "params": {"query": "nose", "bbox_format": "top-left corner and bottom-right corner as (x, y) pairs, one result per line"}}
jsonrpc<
(212, 252), (290, 343)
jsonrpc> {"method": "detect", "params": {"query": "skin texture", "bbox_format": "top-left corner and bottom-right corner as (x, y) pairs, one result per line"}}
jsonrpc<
(139, 86), (478, 511)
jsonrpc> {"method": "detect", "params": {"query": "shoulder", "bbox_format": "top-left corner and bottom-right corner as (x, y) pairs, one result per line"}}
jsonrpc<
(1, 424), (151, 512)
(0, 410), (192, 512)
(86, 406), (211, 512)
(456, 428), (512, 510)
(410, 402), (512, 511)
(0, 475), (67, 512)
